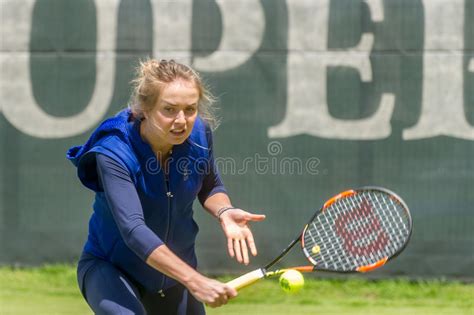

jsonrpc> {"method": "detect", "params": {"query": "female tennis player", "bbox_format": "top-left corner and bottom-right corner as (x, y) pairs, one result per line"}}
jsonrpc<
(67, 59), (265, 314)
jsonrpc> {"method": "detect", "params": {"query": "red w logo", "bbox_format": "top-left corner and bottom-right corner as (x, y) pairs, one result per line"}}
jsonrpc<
(335, 198), (389, 256)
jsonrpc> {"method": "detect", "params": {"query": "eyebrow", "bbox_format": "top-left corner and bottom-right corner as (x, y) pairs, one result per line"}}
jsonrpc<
(162, 101), (197, 107)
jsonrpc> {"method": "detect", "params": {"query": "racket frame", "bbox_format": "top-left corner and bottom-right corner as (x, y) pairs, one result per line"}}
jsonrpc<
(227, 186), (413, 290)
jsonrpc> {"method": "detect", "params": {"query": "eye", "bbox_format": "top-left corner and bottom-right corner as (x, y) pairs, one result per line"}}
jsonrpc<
(164, 106), (176, 114)
(185, 107), (197, 114)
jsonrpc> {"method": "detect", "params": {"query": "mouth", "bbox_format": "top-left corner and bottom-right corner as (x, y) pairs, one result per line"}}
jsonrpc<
(170, 129), (186, 137)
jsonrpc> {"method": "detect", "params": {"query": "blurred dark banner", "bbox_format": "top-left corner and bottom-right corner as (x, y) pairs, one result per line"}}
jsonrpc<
(1, 0), (473, 279)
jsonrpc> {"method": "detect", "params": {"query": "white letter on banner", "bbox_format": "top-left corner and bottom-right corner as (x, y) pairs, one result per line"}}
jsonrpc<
(192, 0), (264, 72)
(364, 0), (384, 21)
(268, 0), (395, 140)
(403, 0), (473, 140)
(151, 0), (193, 64)
(0, 0), (118, 139)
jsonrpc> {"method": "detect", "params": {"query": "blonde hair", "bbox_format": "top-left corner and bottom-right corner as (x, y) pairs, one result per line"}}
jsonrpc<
(130, 59), (219, 129)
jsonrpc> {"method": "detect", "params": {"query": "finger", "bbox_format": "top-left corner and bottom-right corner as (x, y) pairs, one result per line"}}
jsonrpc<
(233, 239), (243, 263)
(220, 293), (229, 305)
(210, 292), (222, 308)
(240, 239), (249, 265)
(245, 213), (266, 222)
(226, 285), (238, 298)
(246, 233), (258, 256)
(213, 292), (227, 307)
(227, 238), (235, 258)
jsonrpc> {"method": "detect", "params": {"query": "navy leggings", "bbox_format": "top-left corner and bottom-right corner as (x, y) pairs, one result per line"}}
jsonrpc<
(78, 254), (205, 315)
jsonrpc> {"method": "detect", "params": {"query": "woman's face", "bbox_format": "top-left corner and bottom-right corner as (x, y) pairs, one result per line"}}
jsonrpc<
(145, 79), (199, 148)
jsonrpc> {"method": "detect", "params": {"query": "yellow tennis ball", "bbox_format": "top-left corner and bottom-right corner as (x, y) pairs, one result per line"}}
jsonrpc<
(279, 270), (304, 294)
(312, 245), (320, 254)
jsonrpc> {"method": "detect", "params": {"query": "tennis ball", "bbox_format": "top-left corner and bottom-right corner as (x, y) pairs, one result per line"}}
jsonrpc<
(312, 245), (321, 254)
(279, 270), (304, 294)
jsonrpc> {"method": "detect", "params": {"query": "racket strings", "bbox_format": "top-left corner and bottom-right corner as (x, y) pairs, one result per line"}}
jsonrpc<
(302, 190), (411, 271)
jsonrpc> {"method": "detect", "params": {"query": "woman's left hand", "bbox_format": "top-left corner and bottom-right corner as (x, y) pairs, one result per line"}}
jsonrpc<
(219, 209), (266, 265)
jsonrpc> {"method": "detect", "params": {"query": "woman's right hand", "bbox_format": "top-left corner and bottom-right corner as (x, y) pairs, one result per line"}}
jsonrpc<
(185, 274), (237, 308)
(145, 245), (237, 307)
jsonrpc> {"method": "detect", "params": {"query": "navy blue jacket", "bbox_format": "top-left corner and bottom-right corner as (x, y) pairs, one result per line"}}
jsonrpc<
(67, 109), (226, 291)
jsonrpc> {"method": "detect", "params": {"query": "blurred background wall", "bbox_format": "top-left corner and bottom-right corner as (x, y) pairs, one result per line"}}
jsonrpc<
(1, 0), (473, 279)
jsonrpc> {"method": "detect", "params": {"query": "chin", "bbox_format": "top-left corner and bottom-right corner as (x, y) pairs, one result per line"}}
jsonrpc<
(169, 135), (189, 145)
(172, 138), (187, 145)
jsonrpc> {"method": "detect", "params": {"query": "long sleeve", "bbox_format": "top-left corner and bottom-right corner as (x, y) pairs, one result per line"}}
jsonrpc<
(197, 130), (227, 205)
(96, 153), (164, 261)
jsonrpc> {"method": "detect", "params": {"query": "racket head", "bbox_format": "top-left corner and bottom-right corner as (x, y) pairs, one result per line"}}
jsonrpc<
(301, 186), (412, 273)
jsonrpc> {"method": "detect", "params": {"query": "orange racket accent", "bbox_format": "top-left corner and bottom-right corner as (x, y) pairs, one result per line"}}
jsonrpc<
(323, 190), (356, 209)
(290, 266), (314, 273)
(356, 257), (388, 272)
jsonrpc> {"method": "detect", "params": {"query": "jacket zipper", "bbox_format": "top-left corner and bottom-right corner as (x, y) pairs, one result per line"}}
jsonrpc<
(159, 152), (173, 295)
(164, 153), (173, 243)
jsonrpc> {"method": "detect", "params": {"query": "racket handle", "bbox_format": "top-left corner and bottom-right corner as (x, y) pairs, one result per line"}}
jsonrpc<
(226, 268), (266, 290)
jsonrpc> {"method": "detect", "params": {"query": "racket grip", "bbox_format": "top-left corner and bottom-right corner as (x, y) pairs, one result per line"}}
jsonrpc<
(226, 268), (266, 290)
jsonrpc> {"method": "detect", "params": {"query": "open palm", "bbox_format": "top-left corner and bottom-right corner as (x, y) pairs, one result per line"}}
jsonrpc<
(219, 209), (265, 265)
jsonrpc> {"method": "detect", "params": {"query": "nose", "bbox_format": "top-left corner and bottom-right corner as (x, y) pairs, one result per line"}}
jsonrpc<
(175, 110), (186, 124)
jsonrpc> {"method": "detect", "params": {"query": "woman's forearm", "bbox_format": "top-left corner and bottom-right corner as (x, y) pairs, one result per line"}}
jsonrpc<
(145, 245), (202, 286)
(145, 244), (237, 306)
(202, 192), (233, 218)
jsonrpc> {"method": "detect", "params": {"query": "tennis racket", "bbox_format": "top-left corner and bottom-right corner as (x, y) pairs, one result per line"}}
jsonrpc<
(227, 186), (412, 290)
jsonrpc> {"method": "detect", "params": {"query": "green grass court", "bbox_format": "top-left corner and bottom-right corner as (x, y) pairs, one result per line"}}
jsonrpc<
(0, 265), (472, 315)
